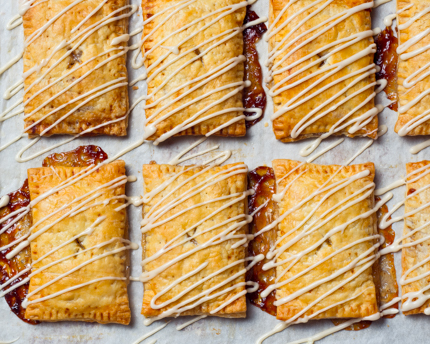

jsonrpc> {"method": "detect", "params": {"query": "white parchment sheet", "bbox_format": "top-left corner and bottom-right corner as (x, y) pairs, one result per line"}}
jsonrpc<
(0, 0), (428, 343)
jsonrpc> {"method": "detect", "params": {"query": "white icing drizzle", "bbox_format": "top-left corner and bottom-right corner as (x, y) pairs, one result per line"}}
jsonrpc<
(255, 139), (395, 344)
(176, 315), (207, 330)
(382, 0), (412, 26)
(410, 139), (430, 154)
(265, 0), (381, 156)
(0, 196), (10, 209)
(71, 0), (109, 34)
(377, 124), (388, 137)
(128, 175), (138, 182)
(286, 309), (397, 344)
(6, 14), (23, 30)
(111, 34), (130, 45)
(374, 179), (406, 196)
(0, 338), (18, 344)
(384, 13), (397, 27)
(132, 322), (169, 344)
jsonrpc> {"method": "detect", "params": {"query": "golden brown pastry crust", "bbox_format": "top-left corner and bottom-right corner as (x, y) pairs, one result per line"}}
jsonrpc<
(23, 0), (129, 137)
(395, 0), (430, 135)
(25, 161), (131, 324)
(273, 160), (378, 321)
(141, 0), (246, 140)
(141, 163), (248, 318)
(402, 161), (430, 315)
(269, 0), (377, 142)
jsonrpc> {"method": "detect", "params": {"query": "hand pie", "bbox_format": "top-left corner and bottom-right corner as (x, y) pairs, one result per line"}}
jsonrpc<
(140, 0), (247, 141)
(23, 0), (129, 137)
(268, 0), (378, 142)
(24, 160), (131, 324)
(402, 161), (430, 314)
(395, 0), (430, 136)
(272, 160), (378, 321)
(141, 163), (249, 319)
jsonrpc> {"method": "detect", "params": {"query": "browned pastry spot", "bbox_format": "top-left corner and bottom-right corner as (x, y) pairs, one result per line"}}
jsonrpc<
(243, 7), (267, 128)
(247, 166), (277, 316)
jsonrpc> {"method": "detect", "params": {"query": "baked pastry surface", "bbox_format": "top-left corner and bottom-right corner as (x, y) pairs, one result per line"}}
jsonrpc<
(141, 0), (246, 141)
(402, 161), (430, 314)
(269, 0), (377, 142)
(23, 0), (129, 137)
(24, 161), (131, 324)
(141, 163), (248, 318)
(395, 0), (430, 135)
(272, 160), (378, 321)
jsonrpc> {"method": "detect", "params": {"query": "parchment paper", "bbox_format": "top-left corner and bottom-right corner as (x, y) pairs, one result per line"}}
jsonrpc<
(0, 0), (426, 343)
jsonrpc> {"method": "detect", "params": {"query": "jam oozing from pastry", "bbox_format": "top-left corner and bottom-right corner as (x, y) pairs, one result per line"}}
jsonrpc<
(42, 145), (108, 167)
(247, 166), (277, 316)
(243, 8), (267, 128)
(374, 26), (398, 111)
(0, 145), (108, 323)
(374, 197), (398, 319)
(0, 180), (36, 324)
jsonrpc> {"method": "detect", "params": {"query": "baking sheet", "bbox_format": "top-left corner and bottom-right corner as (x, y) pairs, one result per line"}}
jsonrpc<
(0, 0), (427, 343)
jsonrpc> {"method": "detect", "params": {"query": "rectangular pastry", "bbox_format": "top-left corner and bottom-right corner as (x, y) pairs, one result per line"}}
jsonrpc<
(23, 0), (129, 137)
(141, 163), (249, 318)
(24, 161), (131, 324)
(395, 0), (430, 135)
(272, 160), (378, 321)
(141, 0), (247, 141)
(402, 161), (430, 314)
(268, 0), (378, 142)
